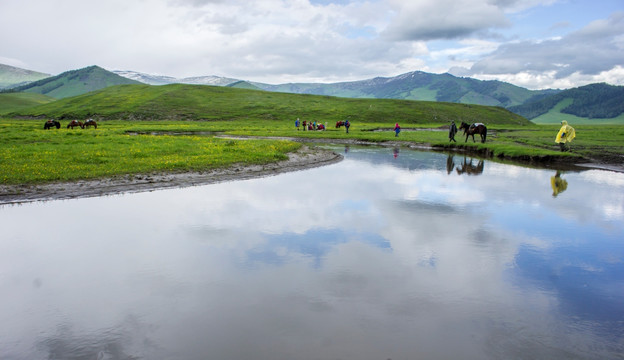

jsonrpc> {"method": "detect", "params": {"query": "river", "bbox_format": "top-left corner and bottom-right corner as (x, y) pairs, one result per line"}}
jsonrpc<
(1, 145), (622, 359)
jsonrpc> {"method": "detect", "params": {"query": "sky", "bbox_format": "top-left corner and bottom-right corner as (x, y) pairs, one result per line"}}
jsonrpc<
(0, 0), (622, 89)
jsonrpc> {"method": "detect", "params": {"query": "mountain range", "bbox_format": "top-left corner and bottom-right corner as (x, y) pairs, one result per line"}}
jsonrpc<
(1, 63), (622, 123)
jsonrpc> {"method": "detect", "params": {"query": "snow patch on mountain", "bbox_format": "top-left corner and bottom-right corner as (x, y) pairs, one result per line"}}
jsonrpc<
(113, 70), (238, 86)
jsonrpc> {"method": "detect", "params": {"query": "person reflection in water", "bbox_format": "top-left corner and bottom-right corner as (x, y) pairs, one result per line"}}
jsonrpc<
(393, 148), (399, 158)
(551, 171), (568, 197)
(446, 154), (455, 174)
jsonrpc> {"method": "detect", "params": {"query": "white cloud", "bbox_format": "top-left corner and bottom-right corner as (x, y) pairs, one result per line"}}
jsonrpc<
(0, 0), (621, 88)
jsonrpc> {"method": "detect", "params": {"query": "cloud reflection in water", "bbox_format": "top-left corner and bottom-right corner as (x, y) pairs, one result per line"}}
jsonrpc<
(0, 146), (622, 359)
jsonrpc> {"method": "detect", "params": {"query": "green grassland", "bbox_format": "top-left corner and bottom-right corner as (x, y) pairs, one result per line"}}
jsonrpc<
(2, 84), (622, 186)
(0, 119), (300, 185)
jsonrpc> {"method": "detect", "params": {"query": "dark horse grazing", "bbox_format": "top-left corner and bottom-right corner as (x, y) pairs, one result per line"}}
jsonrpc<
(44, 120), (60, 129)
(459, 121), (487, 143)
(67, 120), (84, 129)
(84, 119), (97, 129)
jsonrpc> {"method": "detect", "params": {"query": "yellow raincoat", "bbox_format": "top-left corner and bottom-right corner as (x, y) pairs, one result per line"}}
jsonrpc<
(555, 120), (576, 143)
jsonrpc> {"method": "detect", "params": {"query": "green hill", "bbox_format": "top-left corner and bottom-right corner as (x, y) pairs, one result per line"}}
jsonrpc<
(509, 83), (624, 124)
(0, 64), (50, 89)
(0, 92), (56, 114)
(226, 80), (263, 90)
(10, 83), (530, 125)
(8, 65), (141, 99)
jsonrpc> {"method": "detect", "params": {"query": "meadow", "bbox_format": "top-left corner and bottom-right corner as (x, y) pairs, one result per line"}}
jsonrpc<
(2, 117), (622, 186)
(0, 119), (300, 185)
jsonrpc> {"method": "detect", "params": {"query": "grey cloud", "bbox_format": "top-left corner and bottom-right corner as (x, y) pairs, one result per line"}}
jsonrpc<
(382, 1), (509, 41)
(468, 12), (624, 77)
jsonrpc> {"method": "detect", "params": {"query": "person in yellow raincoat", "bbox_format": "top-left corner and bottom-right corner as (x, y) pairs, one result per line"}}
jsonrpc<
(555, 120), (575, 151)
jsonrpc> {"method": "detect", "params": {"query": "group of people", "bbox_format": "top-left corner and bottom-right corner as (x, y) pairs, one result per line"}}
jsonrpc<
(295, 118), (327, 131)
(295, 118), (348, 132)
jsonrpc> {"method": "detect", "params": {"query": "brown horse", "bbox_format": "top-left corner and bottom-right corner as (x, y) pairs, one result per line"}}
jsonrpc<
(84, 119), (97, 129)
(67, 120), (84, 129)
(44, 120), (60, 129)
(459, 121), (487, 143)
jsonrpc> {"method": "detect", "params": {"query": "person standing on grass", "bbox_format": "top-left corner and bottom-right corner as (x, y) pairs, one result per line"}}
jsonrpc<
(449, 121), (457, 142)
(394, 123), (401, 137)
(345, 119), (350, 134)
(295, 118), (300, 131)
(555, 120), (575, 152)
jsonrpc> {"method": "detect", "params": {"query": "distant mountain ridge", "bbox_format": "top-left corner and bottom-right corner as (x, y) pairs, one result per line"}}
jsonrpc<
(2, 63), (623, 122)
(0, 63), (50, 89)
(112, 69), (551, 108)
(252, 71), (559, 108)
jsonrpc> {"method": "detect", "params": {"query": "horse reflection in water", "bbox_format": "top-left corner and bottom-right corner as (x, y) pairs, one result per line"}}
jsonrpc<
(455, 156), (484, 175)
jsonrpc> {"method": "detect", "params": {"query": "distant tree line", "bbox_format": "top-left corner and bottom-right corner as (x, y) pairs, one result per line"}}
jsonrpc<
(560, 83), (624, 118)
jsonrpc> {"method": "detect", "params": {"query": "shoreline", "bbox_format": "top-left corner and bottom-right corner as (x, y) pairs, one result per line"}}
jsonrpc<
(1, 138), (622, 206)
(0, 145), (342, 206)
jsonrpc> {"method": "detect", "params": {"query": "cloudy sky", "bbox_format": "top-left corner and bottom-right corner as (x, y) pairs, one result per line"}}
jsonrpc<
(1, 0), (622, 89)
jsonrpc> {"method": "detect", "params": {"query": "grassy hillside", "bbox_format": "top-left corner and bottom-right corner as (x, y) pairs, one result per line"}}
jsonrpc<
(0, 93), (56, 114)
(531, 98), (624, 124)
(0, 63), (50, 89)
(11, 83), (531, 126)
(9, 65), (141, 99)
(511, 83), (624, 122)
(226, 80), (263, 90)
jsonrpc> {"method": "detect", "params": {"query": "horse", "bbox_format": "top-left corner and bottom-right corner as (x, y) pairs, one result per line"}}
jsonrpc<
(84, 119), (97, 129)
(459, 121), (487, 143)
(335, 121), (345, 128)
(44, 120), (60, 129)
(67, 120), (84, 129)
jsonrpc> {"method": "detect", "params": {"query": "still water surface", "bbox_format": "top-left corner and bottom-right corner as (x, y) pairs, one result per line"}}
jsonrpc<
(1, 146), (623, 360)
